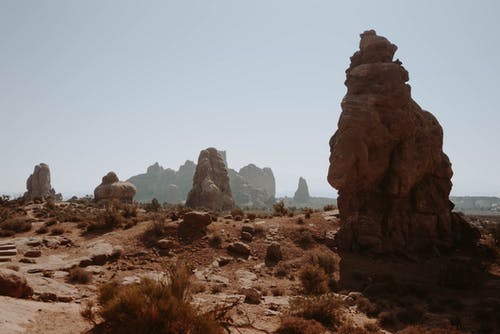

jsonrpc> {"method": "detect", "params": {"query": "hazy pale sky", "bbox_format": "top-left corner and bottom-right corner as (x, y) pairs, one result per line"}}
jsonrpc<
(1, 1), (499, 197)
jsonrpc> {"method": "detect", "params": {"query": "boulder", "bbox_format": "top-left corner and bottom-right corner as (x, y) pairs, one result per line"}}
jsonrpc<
(186, 148), (235, 211)
(0, 268), (33, 298)
(265, 242), (282, 264)
(94, 172), (136, 203)
(328, 30), (479, 254)
(23, 163), (62, 201)
(178, 211), (212, 239)
(227, 242), (251, 258)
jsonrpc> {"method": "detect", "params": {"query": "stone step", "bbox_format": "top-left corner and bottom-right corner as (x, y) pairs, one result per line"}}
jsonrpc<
(0, 244), (16, 250)
(0, 250), (17, 256)
(0, 257), (12, 262)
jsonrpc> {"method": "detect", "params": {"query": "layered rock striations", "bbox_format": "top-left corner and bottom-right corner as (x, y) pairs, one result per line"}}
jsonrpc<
(293, 177), (311, 203)
(23, 163), (62, 201)
(94, 172), (136, 203)
(186, 148), (235, 210)
(328, 30), (478, 254)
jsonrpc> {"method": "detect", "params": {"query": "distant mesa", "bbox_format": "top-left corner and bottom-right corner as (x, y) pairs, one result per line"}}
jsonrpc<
(94, 171), (136, 203)
(293, 177), (310, 203)
(186, 147), (235, 211)
(229, 164), (276, 209)
(23, 163), (62, 201)
(328, 30), (479, 254)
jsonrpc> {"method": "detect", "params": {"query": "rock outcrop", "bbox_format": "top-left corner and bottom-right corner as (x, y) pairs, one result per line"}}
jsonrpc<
(94, 172), (136, 203)
(0, 268), (33, 298)
(328, 30), (478, 254)
(178, 211), (212, 239)
(293, 177), (311, 203)
(165, 184), (181, 204)
(23, 163), (61, 201)
(186, 148), (235, 210)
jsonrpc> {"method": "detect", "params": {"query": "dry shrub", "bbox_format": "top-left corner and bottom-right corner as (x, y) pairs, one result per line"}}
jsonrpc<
(299, 264), (329, 295)
(68, 267), (92, 284)
(208, 234), (222, 248)
(307, 249), (338, 274)
(140, 220), (166, 246)
(247, 213), (256, 221)
(323, 204), (336, 211)
(36, 225), (49, 234)
(302, 207), (313, 219)
(0, 217), (32, 234)
(230, 207), (244, 219)
(273, 200), (288, 216)
(95, 265), (223, 334)
(292, 228), (314, 249)
(276, 317), (324, 334)
(50, 226), (65, 235)
(87, 208), (125, 232)
(122, 203), (138, 218)
(275, 262), (291, 278)
(289, 294), (344, 328)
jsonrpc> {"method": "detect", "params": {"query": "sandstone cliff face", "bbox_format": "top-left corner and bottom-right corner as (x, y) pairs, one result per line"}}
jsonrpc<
(328, 30), (478, 254)
(186, 148), (235, 210)
(293, 177), (310, 203)
(23, 163), (61, 201)
(94, 172), (136, 203)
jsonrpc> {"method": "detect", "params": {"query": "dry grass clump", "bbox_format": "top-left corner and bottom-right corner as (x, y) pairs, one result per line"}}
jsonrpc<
(0, 217), (32, 236)
(306, 249), (338, 275)
(86, 208), (125, 233)
(299, 264), (329, 295)
(68, 267), (92, 284)
(89, 265), (223, 334)
(356, 296), (379, 317)
(289, 294), (345, 329)
(275, 317), (325, 334)
(35, 225), (49, 234)
(275, 262), (292, 278)
(337, 322), (383, 334)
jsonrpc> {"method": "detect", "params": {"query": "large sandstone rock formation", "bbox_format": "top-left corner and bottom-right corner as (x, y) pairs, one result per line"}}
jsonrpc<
(186, 148), (235, 210)
(23, 163), (61, 201)
(293, 177), (311, 203)
(328, 30), (478, 254)
(239, 164), (275, 199)
(94, 172), (136, 203)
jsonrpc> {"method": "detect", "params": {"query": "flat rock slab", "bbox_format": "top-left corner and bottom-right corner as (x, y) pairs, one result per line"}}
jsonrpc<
(0, 295), (91, 334)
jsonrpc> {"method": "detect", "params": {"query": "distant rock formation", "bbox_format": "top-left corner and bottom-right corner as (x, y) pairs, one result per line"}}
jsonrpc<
(239, 164), (276, 199)
(328, 30), (478, 254)
(127, 161), (196, 203)
(94, 172), (136, 203)
(293, 177), (310, 203)
(165, 184), (181, 204)
(229, 164), (276, 208)
(129, 155), (275, 208)
(186, 148), (235, 210)
(23, 163), (61, 201)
